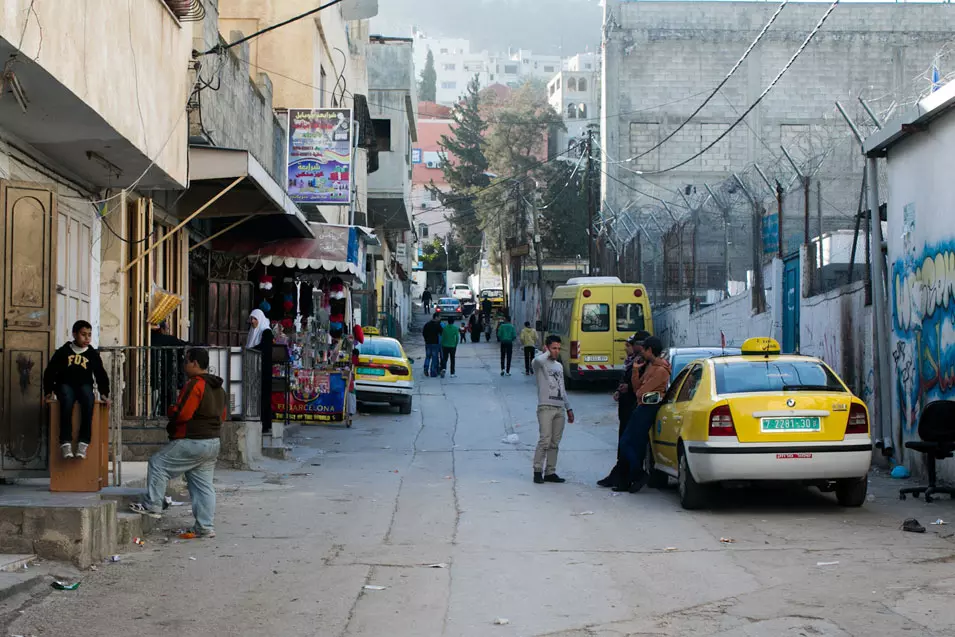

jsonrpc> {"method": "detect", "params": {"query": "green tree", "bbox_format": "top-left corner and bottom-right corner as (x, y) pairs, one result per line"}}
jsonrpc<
(484, 81), (564, 178)
(435, 75), (489, 271)
(419, 48), (437, 103)
(419, 237), (462, 271)
(537, 159), (590, 259)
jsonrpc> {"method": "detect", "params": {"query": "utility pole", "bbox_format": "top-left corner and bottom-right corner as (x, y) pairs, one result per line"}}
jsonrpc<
(585, 129), (595, 274)
(499, 187), (510, 312)
(531, 182), (546, 336)
(704, 184), (731, 299)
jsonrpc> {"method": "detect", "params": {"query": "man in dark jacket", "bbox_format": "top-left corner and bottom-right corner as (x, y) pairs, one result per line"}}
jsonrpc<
(598, 331), (650, 488)
(422, 312), (442, 377)
(44, 320), (110, 460)
(130, 348), (226, 538)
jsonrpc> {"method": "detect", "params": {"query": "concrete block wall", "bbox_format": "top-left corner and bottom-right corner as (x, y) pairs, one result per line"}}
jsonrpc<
(603, 1), (955, 289)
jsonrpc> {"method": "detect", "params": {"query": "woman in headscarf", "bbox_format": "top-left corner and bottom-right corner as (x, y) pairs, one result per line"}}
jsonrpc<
(247, 309), (274, 434)
(597, 330), (650, 488)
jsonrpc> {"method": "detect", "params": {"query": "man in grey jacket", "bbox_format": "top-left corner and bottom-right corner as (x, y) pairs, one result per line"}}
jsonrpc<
(531, 335), (575, 484)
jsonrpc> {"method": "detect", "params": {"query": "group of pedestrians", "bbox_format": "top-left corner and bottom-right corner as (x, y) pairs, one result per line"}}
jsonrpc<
(526, 330), (671, 491)
(421, 312), (461, 378)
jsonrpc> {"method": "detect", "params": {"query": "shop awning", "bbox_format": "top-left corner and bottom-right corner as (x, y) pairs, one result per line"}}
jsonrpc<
(184, 145), (313, 241)
(220, 223), (379, 283)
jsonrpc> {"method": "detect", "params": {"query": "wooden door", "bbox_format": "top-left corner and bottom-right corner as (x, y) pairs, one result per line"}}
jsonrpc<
(208, 280), (253, 346)
(0, 181), (56, 475)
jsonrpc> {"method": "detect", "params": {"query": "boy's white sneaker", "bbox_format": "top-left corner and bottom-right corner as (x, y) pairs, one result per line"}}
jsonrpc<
(75, 442), (89, 459)
(60, 443), (74, 459)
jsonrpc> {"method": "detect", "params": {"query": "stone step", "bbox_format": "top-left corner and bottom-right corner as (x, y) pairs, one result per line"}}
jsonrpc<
(99, 487), (148, 508)
(0, 500), (117, 568)
(0, 553), (37, 573)
(0, 572), (45, 603)
(115, 512), (157, 546)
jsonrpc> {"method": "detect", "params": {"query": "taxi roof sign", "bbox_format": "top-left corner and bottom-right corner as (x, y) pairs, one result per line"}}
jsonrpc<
(740, 337), (780, 356)
(362, 326), (380, 335)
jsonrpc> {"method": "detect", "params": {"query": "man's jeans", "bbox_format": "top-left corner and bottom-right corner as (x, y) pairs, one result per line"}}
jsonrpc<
(424, 343), (441, 377)
(146, 438), (221, 531)
(620, 404), (662, 485)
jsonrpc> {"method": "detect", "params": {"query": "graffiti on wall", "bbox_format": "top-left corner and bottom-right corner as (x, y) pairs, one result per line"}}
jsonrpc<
(891, 242), (955, 434)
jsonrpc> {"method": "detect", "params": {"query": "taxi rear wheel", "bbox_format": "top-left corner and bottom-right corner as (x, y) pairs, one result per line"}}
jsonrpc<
(835, 476), (867, 507)
(645, 442), (669, 489)
(678, 449), (708, 510)
(398, 397), (413, 415)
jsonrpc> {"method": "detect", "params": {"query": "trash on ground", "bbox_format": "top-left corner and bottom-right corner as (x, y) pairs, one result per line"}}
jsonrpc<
(89, 565), (97, 571)
(164, 496), (186, 507)
(493, 618), (511, 625)
(720, 537), (736, 544)
(427, 563), (448, 569)
(188, 556), (197, 561)
(363, 585), (387, 591)
(392, 469), (399, 473)
(931, 519), (947, 525)
(902, 518), (926, 533)
(663, 547), (678, 552)
(109, 555), (121, 563)
(891, 465), (911, 479)
(816, 561), (840, 566)
(288, 472), (313, 477)
(866, 494), (876, 502)
(501, 433), (520, 444)
(610, 492), (621, 497)
(52, 581), (80, 591)
(133, 537), (145, 546)
(573, 511), (595, 516)
(493, 452), (502, 457)
(179, 532), (197, 540)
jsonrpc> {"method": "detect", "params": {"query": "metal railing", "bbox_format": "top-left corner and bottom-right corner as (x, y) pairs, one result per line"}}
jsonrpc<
(99, 346), (262, 485)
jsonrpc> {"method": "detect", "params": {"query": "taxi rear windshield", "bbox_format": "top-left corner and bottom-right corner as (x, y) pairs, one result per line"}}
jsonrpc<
(715, 360), (844, 394)
(359, 340), (402, 358)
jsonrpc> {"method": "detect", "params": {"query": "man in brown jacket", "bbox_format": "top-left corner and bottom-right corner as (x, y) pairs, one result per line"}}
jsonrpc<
(130, 348), (227, 537)
(615, 336), (671, 493)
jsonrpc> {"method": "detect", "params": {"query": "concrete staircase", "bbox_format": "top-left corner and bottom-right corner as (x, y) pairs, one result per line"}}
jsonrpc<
(120, 419), (169, 461)
(0, 486), (164, 569)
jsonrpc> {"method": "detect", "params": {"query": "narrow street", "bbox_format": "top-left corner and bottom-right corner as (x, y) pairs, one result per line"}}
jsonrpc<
(7, 314), (955, 637)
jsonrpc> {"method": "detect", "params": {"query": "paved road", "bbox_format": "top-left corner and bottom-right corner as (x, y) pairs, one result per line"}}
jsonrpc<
(7, 315), (955, 636)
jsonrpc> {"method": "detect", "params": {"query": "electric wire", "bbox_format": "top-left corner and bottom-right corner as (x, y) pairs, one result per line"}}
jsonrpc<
(622, 0), (789, 163)
(198, 0), (346, 56)
(639, 0), (841, 176)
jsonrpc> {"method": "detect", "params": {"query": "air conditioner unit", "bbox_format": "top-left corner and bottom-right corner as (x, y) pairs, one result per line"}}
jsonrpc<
(421, 203), (427, 210)
(425, 160), (436, 168)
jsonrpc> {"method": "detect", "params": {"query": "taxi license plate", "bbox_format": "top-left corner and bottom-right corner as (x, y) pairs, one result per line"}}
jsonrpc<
(583, 355), (608, 362)
(761, 417), (820, 432)
(358, 367), (386, 376)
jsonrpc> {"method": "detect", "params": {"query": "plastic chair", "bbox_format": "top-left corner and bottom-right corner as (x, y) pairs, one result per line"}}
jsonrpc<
(899, 400), (955, 503)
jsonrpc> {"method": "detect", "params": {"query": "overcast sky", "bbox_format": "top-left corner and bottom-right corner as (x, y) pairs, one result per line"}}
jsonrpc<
(370, 0), (952, 56)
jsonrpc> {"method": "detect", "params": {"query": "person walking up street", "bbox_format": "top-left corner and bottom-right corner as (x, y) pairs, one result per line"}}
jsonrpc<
(44, 320), (111, 460)
(497, 315), (517, 376)
(130, 348), (227, 538)
(598, 331), (650, 488)
(519, 321), (538, 375)
(422, 312), (442, 377)
(615, 336), (671, 493)
(532, 335), (574, 484)
(422, 288), (433, 313)
(440, 316), (460, 378)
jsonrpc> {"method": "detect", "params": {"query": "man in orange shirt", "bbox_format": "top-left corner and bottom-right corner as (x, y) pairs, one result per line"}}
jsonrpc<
(615, 336), (671, 493)
(130, 348), (227, 538)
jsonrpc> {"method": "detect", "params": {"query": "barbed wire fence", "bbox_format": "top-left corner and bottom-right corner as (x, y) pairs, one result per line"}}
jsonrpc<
(597, 39), (954, 312)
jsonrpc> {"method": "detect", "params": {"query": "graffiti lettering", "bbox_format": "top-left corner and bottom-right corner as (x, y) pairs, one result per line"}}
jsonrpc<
(892, 242), (955, 436)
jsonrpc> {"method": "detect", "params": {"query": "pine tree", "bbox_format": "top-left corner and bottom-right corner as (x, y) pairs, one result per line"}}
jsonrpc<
(419, 49), (437, 103)
(434, 75), (489, 271)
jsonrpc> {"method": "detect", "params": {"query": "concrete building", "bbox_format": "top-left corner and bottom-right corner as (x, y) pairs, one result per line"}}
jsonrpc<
(548, 67), (599, 154)
(219, 0), (374, 227)
(600, 0), (955, 297)
(411, 112), (453, 240)
(368, 35), (418, 336)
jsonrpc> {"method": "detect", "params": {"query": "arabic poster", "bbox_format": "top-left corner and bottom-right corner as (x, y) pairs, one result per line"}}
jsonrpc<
(287, 108), (353, 205)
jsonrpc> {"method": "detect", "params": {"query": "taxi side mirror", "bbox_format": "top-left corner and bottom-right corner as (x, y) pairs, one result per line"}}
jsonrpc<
(408, 358), (415, 365)
(642, 391), (662, 405)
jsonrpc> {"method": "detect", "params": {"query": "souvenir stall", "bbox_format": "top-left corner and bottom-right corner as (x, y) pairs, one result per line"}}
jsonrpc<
(225, 224), (377, 427)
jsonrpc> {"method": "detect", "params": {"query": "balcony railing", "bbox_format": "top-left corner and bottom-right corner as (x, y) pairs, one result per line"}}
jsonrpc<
(163, 0), (205, 22)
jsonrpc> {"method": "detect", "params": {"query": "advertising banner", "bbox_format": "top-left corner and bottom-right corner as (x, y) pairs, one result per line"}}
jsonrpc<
(272, 369), (349, 423)
(287, 108), (353, 205)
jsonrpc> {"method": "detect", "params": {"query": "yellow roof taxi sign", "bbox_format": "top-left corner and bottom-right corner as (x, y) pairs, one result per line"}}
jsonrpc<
(740, 337), (781, 356)
(362, 326), (380, 336)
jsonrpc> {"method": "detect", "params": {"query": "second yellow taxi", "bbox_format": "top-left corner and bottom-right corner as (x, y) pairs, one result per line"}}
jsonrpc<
(647, 337), (872, 509)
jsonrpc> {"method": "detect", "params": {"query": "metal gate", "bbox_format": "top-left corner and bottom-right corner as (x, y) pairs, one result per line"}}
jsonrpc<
(782, 256), (800, 354)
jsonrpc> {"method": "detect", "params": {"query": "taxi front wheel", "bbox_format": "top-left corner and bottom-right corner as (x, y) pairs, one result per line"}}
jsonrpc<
(678, 450), (710, 510)
(835, 476), (868, 507)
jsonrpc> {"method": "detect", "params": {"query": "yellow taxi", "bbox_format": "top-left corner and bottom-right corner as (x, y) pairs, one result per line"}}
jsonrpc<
(354, 336), (415, 414)
(646, 337), (872, 509)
